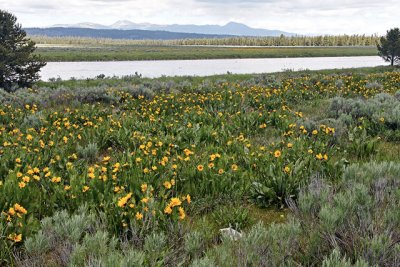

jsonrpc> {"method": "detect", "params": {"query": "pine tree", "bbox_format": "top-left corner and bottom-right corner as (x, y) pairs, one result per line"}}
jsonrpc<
(377, 28), (400, 66)
(0, 10), (46, 92)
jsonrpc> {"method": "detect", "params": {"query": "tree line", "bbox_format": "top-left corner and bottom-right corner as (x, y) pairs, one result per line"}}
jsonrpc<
(31, 34), (380, 47)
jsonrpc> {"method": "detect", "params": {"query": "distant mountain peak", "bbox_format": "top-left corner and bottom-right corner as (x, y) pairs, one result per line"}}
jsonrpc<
(224, 22), (251, 29)
(115, 19), (133, 24)
(225, 21), (245, 26)
(112, 20), (134, 26)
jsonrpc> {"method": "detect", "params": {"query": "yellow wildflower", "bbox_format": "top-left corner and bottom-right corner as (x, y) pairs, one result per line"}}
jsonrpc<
(284, 166), (291, 173)
(141, 183), (148, 192)
(163, 181), (172, 189)
(197, 165), (204, 172)
(14, 204), (27, 214)
(8, 233), (22, 242)
(117, 193), (133, 208)
(178, 207), (186, 220)
(169, 197), (182, 207)
(22, 176), (30, 183)
(185, 194), (191, 204)
(8, 207), (16, 216)
(135, 212), (143, 220)
(164, 205), (172, 214)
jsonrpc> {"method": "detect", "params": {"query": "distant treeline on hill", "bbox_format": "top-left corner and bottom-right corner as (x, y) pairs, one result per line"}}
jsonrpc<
(25, 27), (234, 40)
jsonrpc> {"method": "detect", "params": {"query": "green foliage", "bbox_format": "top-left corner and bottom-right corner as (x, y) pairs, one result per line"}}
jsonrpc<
(0, 10), (46, 92)
(293, 161), (400, 265)
(203, 221), (302, 266)
(70, 231), (119, 266)
(378, 28), (400, 66)
(347, 127), (377, 159)
(18, 208), (156, 266)
(21, 111), (45, 131)
(210, 205), (252, 231)
(143, 232), (168, 266)
(190, 257), (215, 267)
(328, 92), (400, 141)
(197, 161), (399, 266)
(321, 249), (368, 267)
(34, 45), (378, 62)
(184, 231), (205, 260)
(77, 143), (99, 163)
(250, 157), (314, 208)
(18, 207), (98, 266)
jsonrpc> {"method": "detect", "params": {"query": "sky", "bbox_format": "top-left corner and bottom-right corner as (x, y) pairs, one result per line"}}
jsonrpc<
(1, 0), (398, 35)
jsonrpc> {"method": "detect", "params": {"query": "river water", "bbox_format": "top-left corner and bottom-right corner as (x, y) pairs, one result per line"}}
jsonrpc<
(40, 56), (384, 80)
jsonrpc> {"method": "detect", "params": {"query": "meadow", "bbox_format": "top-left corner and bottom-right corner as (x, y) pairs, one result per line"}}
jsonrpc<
(31, 35), (379, 62)
(0, 66), (400, 266)
(34, 45), (377, 62)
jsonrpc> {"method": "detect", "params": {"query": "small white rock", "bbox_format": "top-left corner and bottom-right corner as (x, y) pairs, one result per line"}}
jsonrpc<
(219, 227), (242, 241)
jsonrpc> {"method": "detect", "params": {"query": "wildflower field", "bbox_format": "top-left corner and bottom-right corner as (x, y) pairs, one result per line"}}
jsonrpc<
(1, 67), (400, 266)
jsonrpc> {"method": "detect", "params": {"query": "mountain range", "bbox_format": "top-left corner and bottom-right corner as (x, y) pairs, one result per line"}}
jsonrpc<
(25, 27), (235, 40)
(51, 20), (294, 37)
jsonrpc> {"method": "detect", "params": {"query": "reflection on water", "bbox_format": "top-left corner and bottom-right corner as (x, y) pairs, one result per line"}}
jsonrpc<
(40, 56), (384, 80)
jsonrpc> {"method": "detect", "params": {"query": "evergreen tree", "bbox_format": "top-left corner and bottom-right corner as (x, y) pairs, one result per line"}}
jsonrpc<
(0, 10), (46, 92)
(377, 28), (400, 66)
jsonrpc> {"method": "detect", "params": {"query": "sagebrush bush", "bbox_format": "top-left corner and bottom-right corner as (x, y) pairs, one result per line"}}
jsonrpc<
(365, 81), (383, 90)
(143, 232), (168, 266)
(21, 111), (45, 130)
(321, 249), (368, 267)
(77, 143), (99, 163)
(18, 207), (98, 266)
(291, 161), (400, 266)
(184, 231), (205, 260)
(327, 93), (400, 141)
(395, 90), (400, 101)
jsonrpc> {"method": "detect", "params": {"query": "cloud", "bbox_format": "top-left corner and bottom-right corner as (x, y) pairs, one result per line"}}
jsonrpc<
(196, 0), (271, 3)
(27, 3), (57, 10)
(1, 0), (399, 34)
(89, 0), (132, 1)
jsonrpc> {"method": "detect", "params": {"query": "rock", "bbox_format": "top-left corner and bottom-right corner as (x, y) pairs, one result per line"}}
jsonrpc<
(219, 227), (242, 241)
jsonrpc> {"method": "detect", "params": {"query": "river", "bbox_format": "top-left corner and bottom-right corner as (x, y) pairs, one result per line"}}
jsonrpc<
(40, 56), (384, 80)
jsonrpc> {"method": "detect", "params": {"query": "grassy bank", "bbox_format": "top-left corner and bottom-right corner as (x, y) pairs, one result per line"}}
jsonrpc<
(37, 66), (394, 88)
(35, 45), (378, 61)
(1, 67), (399, 266)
